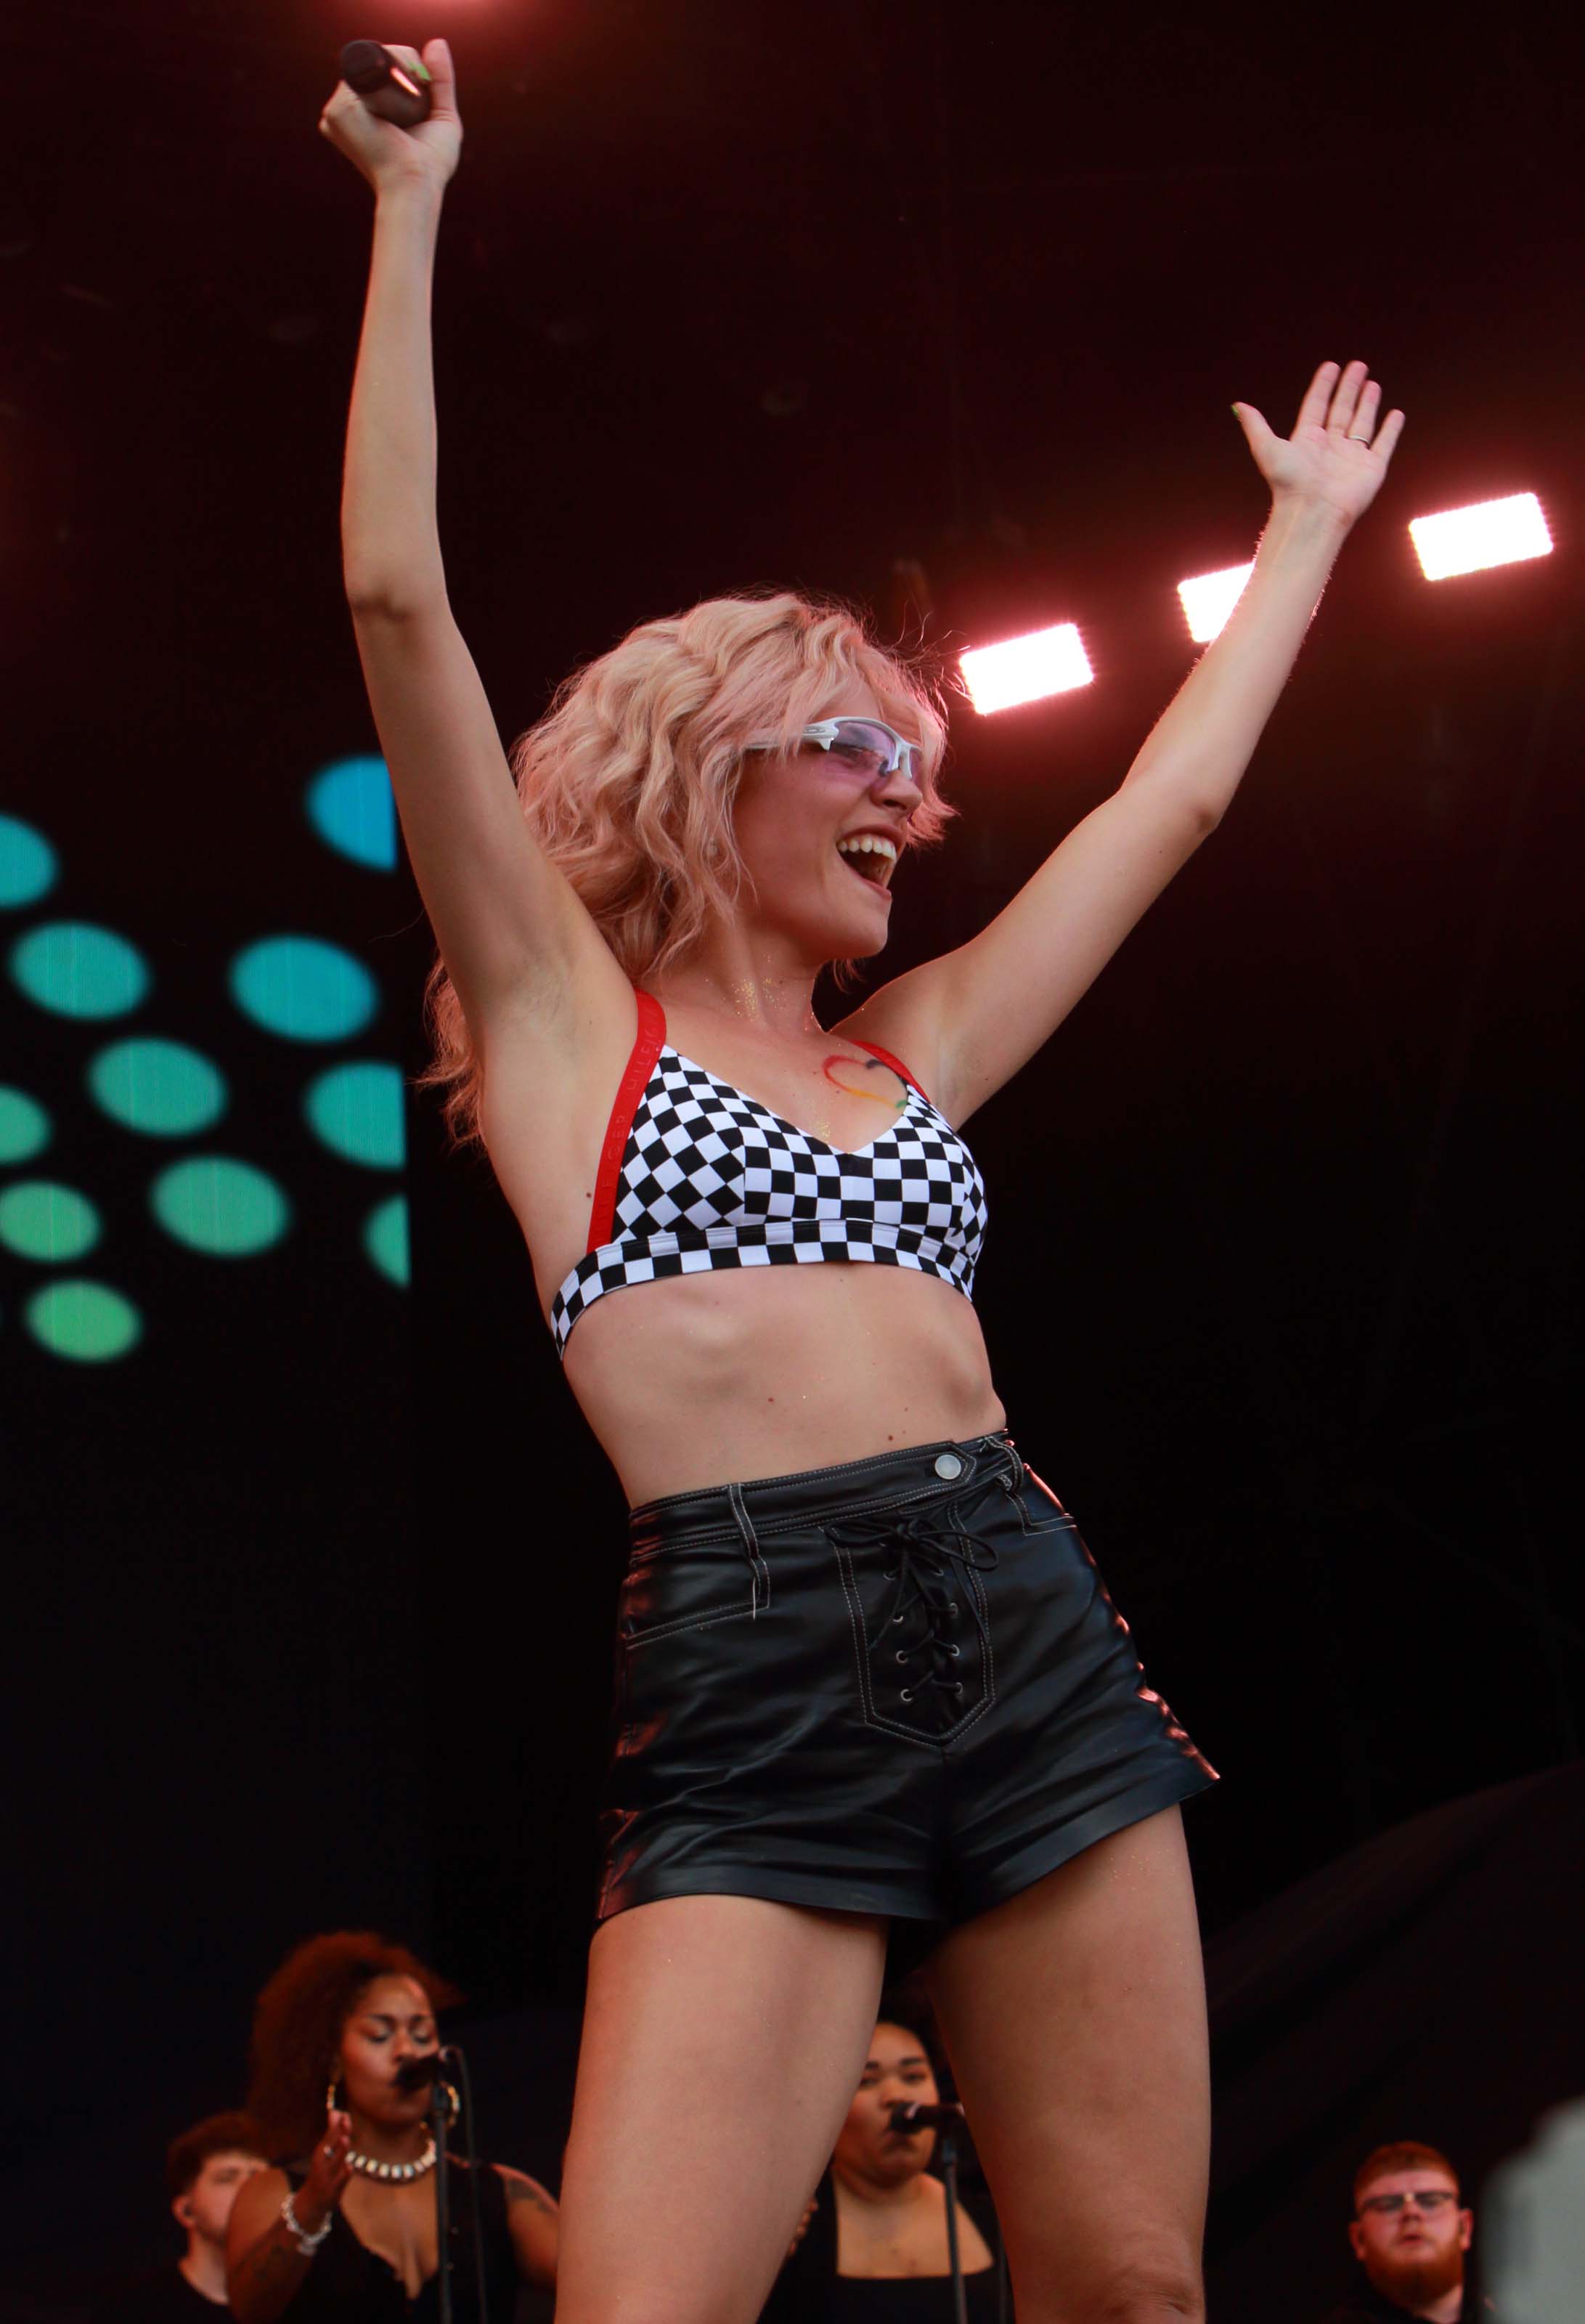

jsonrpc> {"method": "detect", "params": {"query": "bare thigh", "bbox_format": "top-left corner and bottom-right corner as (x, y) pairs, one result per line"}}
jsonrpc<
(929, 1808), (1209, 2323)
(556, 1893), (889, 2324)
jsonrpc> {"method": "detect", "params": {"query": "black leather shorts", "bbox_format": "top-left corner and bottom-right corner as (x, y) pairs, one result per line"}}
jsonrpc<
(596, 1429), (1216, 1933)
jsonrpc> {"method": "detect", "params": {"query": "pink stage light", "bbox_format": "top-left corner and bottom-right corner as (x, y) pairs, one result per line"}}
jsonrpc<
(1177, 561), (1254, 643)
(1409, 492), (1552, 581)
(959, 623), (1093, 714)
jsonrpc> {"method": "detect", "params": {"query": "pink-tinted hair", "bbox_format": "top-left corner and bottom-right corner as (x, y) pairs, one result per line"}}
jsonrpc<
(415, 590), (955, 1150)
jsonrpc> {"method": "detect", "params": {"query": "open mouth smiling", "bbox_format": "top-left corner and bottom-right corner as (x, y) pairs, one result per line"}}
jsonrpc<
(836, 833), (897, 890)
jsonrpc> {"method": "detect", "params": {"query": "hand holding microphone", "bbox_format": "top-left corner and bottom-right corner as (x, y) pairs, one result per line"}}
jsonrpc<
(319, 37), (462, 196)
(340, 41), (434, 127)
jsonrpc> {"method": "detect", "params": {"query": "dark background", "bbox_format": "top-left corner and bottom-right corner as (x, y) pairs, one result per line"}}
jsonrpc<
(3, 1), (1581, 2314)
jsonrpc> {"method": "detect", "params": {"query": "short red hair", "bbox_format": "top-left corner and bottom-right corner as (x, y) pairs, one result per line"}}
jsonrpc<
(165, 2110), (265, 2201)
(1353, 2141), (1459, 2211)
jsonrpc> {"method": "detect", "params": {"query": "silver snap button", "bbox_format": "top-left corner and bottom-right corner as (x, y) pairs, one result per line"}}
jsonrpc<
(934, 1452), (964, 1479)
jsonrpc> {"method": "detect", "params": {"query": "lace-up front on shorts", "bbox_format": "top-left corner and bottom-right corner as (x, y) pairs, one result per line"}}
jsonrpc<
(598, 1429), (1216, 1931)
(826, 1486), (1003, 1742)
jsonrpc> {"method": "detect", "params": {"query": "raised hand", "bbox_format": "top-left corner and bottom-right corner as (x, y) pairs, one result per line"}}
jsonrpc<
(1233, 359), (1405, 526)
(319, 38), (462, 195)
(295, 2107), (355, 2228)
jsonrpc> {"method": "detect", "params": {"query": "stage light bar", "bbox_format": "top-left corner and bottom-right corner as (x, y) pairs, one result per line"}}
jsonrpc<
(1409, 492), (1552, 582)
(1177, 561), (1254, 644)
(959, 622), (1092, 714)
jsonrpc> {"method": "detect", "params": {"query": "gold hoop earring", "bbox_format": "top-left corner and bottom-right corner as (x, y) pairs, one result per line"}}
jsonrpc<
(442, 2081), (460, 2129)
(326, 2075), (344, 2115)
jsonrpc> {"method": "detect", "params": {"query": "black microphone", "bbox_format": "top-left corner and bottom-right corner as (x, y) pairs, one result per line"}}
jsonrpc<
(339, 41), (434, 129)
(887, 2100), (966, 2134)
(394, 2051), (450, 2092)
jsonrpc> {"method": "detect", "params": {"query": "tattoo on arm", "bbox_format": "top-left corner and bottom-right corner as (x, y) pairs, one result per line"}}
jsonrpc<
(501, 2170), (558, 2217)
(232, 2220), (308, 2307)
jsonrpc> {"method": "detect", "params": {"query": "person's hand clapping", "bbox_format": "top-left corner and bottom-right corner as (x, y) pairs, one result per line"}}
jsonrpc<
(319, 38), (462, 195)
(294, 2107), (354, 2231)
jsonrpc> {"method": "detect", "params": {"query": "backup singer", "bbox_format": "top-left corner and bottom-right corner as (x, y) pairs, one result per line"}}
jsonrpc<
(760, 2008), (1005, 2323)
(226, 1933), (556, 2323)
(318, 38), (1403, 2323)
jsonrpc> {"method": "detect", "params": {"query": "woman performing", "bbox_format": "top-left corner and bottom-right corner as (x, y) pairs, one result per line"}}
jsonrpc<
(761, 2001), (1005, 2323)
(318, 38), (1403, 2324)
(227, 1933), (558, 2323)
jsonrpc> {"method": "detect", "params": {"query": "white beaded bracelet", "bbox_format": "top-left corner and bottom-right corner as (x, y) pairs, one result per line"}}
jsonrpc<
(281, 2191), (333, 2256)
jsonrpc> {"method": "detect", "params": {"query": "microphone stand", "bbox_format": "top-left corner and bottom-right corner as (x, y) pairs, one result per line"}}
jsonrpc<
(428, 2068), (453, 2324)
(937, 2119), (969, 2324)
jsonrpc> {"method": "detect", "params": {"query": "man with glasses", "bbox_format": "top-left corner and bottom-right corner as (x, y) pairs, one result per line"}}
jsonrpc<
(1320, 2142), (1492, 2322)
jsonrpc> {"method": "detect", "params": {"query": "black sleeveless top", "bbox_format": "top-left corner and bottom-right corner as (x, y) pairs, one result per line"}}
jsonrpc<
(759, 2169), (1009, 2324)
(818, 2269), (1004, 2323)
(280, 2158), (518, 2323)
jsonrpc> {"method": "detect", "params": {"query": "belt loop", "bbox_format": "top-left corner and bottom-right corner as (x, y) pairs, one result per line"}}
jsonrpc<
(727, 1483), (770, 1618)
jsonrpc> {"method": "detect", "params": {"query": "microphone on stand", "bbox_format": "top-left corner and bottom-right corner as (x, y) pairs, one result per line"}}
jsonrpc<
(395, 2049), (453, 2092)
(887, 2099), (967, 2134)
(338, 41), (435, 128)
(889, 2100), (972, 2324)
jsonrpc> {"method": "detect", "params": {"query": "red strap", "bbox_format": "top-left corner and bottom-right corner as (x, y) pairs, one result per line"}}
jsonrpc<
(851, 1038), (928, 1103)
(587, 988), (667, 1253)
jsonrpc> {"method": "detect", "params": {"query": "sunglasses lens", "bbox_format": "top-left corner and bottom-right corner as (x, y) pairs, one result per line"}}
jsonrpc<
(833, 720), (916, 777)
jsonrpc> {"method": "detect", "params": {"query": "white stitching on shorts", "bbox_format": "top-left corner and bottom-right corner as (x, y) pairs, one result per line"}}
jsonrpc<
(727, 1482), (771, 1618)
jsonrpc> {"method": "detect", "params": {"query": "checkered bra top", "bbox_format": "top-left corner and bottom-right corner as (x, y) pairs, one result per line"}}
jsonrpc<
(550, 990), (988, 1357)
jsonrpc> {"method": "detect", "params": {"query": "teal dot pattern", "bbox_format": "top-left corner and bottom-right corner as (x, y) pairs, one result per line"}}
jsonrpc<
(0, 1086), (51, 1164)
(25, 1278), (142, 1362)
(303, 1060), (406, 1170)
(364, 1194), (411, 1287)
(88, 1039), (228, 1137)
(306, 757), (398, 872)
(150, 1157), (292, 1256)
(4, 803), (412, 1364)
(0, 816), (58, 909)
(0, 1180), (101, 1262)
(229, 935), (378, 1043)
(9, 921), (150, 1018)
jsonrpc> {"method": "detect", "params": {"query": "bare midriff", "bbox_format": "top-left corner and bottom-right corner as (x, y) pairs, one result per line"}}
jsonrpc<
(561, 1261), (1007, 1508)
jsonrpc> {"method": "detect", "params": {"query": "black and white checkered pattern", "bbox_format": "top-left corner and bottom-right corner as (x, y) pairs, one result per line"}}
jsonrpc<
(551, 1045), (988, 1356)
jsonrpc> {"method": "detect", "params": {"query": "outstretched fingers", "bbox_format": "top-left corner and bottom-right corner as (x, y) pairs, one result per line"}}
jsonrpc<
(1343, 375), (1381, 443)
(1332, 367), (1407, 466)
(1292, 358), (1342, 436)
(1324, 357), (1371, 438)
(1367, 404), (1407, 465)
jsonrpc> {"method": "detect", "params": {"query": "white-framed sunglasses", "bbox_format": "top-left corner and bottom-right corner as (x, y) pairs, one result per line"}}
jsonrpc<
(743, 717), (922, 783)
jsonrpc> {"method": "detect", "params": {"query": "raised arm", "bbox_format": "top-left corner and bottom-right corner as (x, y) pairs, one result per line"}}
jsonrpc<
(319, 41), (627, 1041)
(850, 360), (1405, 1126)
(226, 2118), (353, 2324)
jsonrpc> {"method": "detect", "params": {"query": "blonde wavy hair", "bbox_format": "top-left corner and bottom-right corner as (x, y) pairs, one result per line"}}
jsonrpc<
(416, 590), (956, 1150)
